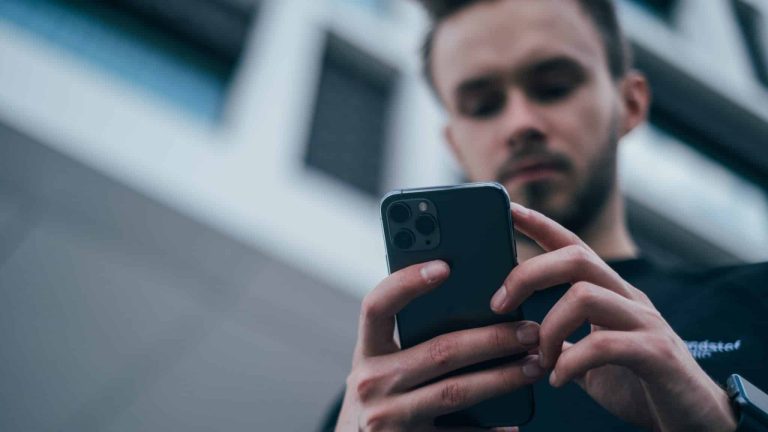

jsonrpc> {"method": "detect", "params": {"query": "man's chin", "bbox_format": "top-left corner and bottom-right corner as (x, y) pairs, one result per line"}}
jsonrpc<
(502, 179), (569, 212)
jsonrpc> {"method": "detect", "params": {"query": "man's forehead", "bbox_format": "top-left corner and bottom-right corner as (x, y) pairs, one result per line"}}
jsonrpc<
(431, 0), (606, 101)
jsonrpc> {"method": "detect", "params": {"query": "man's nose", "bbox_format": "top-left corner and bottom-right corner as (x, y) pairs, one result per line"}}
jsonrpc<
(500, 89), (546, 148)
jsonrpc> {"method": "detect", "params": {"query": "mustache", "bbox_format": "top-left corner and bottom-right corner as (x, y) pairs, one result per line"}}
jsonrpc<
(494, 149), (573, 184)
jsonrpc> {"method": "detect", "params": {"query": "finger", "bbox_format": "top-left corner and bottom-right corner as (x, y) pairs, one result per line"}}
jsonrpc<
(389, 321), (540, 390)
(510, 202), (587, 252)
(359, 260), (450, 357)
(538, 282), (646, 368)
(558, 341), (586, 388)
(549, 331), (645, 387)
(401, 355), (544, 422)
(491, 244), (631, 313)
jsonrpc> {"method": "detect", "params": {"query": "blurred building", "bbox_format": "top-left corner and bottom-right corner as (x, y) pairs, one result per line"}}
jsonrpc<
(0, 0), (767, 430)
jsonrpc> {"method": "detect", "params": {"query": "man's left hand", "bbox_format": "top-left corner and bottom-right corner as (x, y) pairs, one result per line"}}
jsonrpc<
(491, 202), (737, 432)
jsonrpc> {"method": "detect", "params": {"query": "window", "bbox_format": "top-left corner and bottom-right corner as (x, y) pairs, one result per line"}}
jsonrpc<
(626, 44), (768, 266)
(0, 0), (256, 121)
(305, 35), (398, 196)
(337, 0), (391, 14)
(732, 0), (768, 88)
(626, 0), (678, 20)
(621, 122), (768, 266)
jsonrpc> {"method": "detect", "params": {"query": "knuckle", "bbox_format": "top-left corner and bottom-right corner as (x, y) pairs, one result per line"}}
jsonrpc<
(440, 381), (469, 409)
(569, 282), (599, 308)
(632, 286), (652, 304)
(644, 332), (679, 361)
(360, 295), (381, 322)
(642, 333), (663, 352)
(538, 321), (556, 346)
(351, 365), (384, 402)
(640, 304), (665, 326)
(565, 230), (583, 245)
(428, 336), (458, 367)
(359, 405), (395, 432)
(565, 244), (593, 266)
(353, 375), (376, 402)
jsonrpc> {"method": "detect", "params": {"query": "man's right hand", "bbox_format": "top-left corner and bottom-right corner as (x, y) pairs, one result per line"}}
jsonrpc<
(335, 260), (544, 432)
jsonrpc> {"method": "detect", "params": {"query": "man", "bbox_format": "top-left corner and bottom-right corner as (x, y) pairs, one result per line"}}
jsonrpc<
(321, 0), (768, 430)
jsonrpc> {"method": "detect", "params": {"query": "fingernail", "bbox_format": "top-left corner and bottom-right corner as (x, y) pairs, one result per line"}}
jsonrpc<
(490, 285), (508, 312)
(516, 323), (539, 345)
(549, 370), (558, 386)
(522, 358), (544, 378)
(420, 261), (447, 283)
(510, 202), (530, 216)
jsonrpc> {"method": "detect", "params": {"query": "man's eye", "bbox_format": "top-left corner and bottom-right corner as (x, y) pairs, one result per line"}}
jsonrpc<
(529, 82), (576, 102)
(460, 91), (505, 119)
(528, 74), (583, 103)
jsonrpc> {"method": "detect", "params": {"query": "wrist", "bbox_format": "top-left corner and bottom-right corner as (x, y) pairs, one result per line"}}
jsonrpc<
(715, 383), (739, 432)
(642, 360), (739, 432)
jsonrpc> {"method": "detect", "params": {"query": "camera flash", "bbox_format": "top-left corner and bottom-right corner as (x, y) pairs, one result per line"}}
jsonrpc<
(418, 201), (428, 212)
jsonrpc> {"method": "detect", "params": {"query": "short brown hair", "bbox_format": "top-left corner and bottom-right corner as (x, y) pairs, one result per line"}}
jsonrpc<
(417, 0), (633, 96)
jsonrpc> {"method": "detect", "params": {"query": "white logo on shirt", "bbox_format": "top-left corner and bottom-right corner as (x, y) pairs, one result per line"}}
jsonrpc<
(684, 339), (742, 359)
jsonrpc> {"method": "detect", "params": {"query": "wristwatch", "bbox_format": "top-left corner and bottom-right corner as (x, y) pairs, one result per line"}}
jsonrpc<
(726, 374), (768, 431)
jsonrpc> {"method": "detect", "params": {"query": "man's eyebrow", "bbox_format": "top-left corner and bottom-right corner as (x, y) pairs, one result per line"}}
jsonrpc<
(454, 74), (501, 97)
(453, 56), (587, 97)
(455, 75), (500, 95)
(522, 56), (586, 76)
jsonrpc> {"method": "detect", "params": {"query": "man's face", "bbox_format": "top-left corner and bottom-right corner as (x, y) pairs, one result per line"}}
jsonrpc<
(432, 0), (625, 233)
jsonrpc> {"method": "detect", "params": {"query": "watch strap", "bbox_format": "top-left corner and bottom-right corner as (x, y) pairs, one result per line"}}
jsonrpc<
(735, 407), (768, 432)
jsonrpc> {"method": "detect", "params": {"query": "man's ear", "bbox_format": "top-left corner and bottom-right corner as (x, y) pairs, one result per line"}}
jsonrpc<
(619, 71), (651, 136)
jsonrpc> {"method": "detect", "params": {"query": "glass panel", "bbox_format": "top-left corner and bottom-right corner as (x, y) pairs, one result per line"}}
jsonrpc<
(0, 0), (235, 121)
(305, 36), (397, 196)
(620, 123), (768, 260)
(732, 0), (768, 88)
(337, 0), (391, 14)
(625, 0), (678, 20)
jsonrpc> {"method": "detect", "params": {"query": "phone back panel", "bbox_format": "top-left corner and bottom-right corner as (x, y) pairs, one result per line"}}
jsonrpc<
(380, 183), (534, 427)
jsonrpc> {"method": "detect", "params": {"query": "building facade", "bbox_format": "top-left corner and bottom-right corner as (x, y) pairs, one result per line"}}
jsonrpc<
(0, 0), (767, 430)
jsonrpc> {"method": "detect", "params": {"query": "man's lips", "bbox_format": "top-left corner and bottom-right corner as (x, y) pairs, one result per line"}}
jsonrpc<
(499, 160), (566, 184)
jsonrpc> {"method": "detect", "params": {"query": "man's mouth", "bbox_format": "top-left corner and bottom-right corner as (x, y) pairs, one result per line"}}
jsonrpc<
(499, 159), (567, 185)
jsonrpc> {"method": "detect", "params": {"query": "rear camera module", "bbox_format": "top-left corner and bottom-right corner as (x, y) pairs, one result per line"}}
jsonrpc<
(389, 203), (411, 224)
(393, 229), (415, 249)
(414, 215), (436, 235)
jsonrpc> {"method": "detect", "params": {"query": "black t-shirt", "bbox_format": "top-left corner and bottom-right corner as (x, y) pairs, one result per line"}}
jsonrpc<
(319, 258), (768, 431)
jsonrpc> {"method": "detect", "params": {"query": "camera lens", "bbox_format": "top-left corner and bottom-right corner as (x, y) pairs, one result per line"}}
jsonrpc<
(393, 229), (415, 249)
(414, 215), (436, 235)
(388, 203), (411, 224)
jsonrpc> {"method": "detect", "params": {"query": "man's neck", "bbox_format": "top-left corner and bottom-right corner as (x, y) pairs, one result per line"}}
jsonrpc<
(515, 188), (638, 263)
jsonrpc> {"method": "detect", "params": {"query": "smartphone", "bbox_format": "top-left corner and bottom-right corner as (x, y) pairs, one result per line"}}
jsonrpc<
(380, 182), (534, 428)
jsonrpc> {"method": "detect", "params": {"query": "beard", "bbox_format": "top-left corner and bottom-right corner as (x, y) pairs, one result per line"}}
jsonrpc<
(497, 117), (620, 236)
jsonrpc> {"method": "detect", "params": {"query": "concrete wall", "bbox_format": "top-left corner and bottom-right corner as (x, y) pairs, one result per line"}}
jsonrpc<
(0, 125), (358, 431)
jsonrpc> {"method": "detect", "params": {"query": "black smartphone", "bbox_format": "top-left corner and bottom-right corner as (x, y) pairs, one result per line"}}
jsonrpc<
(380, 182), (534, 428)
